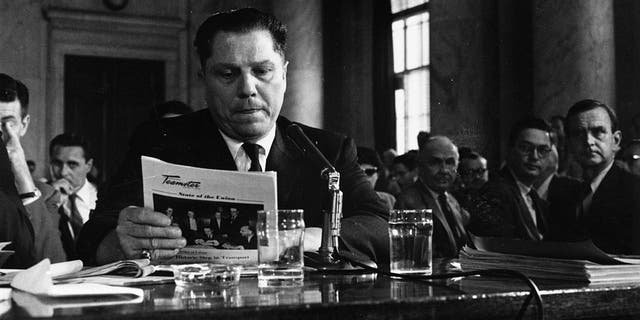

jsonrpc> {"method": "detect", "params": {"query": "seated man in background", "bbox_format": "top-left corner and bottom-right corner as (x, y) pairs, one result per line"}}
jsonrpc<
(396, 136), (469, 258)
(357, 146), (395, 210)
(454, 150), (488, 210)
(78, 8), (389, 266)
(550, 100), (640, 254)
(0, 73), (66, 263)
(390, 151), (419, 195)
(49, 133), (97, 260)
(469, 117), (553, 241)
(0, 118), (36, 267)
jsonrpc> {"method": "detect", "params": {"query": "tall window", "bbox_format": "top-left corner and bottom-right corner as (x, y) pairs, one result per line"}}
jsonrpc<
(391, 0), (430, 153)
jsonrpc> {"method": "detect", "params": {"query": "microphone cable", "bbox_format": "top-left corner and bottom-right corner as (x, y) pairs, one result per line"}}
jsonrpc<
(334, 251), (544, 320)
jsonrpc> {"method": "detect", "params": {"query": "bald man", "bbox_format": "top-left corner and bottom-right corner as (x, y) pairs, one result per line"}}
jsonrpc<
(396, 136), (470, 258)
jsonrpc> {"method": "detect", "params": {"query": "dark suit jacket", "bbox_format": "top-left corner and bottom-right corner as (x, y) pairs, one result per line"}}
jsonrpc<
(78, 110), (389, 265)
(0, 139), (36, 268)
(396, 180), (470, 258)
(548, 163), (640, 254)
(468, 167), (547, 241)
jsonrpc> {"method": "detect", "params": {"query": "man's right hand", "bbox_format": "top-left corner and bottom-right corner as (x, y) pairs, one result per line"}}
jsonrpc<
(51, 179), (75, 196)
(116, 206), (186, 260)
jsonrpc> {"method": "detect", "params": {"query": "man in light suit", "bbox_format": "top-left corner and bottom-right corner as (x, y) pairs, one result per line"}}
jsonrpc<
(78, 8), (388, 266)
(396, 136), (469, 258)
(469, 117), (553, 241)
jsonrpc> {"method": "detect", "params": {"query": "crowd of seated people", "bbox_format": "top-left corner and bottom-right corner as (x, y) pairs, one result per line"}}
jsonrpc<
(2, 7), (640, 269)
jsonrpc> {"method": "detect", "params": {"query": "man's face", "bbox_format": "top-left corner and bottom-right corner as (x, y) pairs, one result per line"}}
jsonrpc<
(50, 146), (93, 189)
(392, 163), (416, 190)
(623, 144), (640, 177)
(240, 226), (252, 237)
(201, 30), (287, 141)
(0, 100), (29, 142)
(204, 228), (213, 237)
(230, 209), (238, 218)
(359, 164), (378, 188)
(507, 128), (552, 184)
(188, 211), (195, 218)
(418, 140), (459, 193)
(567, 108), (621, 169)
(458, 158), (488, 190)
(215, 211), (222, 219)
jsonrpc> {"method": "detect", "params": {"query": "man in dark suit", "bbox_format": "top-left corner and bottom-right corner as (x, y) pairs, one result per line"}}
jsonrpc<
(396, 136), (469, 258)
(77, 8), (388, 266)
(469, 117), (553, 241)
(0, 73), (66, 263)
(0, 129), (36, 268)
(552, 100), (640, 254)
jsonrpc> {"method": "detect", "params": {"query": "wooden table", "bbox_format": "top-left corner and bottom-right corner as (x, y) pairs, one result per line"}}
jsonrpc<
(7, 262), (640, 320)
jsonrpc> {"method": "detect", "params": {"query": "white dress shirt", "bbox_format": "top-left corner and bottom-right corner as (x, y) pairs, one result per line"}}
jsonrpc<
(63, 179), (97, 224)
(219, 126), (277, 172)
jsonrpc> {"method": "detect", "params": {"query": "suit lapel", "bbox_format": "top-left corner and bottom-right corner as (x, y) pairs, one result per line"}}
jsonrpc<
(501, 168), (542, 240)
(266, 124), (302, 207)
(416, 183), (458, 255)
(184, 112), (237, 170)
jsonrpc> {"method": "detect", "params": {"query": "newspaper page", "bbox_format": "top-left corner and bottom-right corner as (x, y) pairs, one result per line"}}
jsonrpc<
(141, 156), (277, 266)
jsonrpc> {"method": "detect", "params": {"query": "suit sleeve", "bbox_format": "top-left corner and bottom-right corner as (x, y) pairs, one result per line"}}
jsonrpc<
(77, 124), (151, 265)
(332, 137), (390, 267)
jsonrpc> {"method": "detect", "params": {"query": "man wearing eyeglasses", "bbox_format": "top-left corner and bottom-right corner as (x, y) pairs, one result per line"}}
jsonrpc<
(555, 100), (640, 254)
(469, 117), (553, 241)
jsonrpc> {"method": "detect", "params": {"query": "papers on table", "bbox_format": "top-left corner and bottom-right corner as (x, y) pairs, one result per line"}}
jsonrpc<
(8, 259), (145, 317)
(460, 235), (640, 283)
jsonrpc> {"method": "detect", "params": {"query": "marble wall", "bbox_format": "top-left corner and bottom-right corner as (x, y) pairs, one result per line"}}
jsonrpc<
(430, 0), (500, 164)
(532, 0), (615, 118)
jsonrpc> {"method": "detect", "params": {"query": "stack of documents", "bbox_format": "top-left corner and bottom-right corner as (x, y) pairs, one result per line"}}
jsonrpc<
(460, 236), (640, 283)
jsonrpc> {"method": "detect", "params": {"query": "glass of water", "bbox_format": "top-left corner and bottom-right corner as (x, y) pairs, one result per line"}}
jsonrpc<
(389, 209), (433, 275)
(257, 209), (305, 287)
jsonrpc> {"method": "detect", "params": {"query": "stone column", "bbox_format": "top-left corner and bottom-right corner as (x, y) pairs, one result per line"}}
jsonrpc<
(272, 0), (324, 128)
(532, 0), (615, 117)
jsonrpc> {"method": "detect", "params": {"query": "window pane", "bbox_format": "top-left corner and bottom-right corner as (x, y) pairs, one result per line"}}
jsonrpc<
(395, 89), (407, 153)
(392, 20), (405, 73)
(400, 69), (430, 153)
(422, 12), (430, 65)
(391, 0), (428, 14)
(405, 14), (423, 70)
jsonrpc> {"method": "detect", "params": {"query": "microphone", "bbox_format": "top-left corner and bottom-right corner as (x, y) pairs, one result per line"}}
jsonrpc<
(285, 124), (336, 175)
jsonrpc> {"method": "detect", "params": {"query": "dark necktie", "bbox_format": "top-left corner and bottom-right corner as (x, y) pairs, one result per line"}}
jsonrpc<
(528, 189), (546, 235)
(577, 182), (593, 219)
(67, 194), (84, 237)
(438, 192), (463, 250)
(242, 143), (263, 172)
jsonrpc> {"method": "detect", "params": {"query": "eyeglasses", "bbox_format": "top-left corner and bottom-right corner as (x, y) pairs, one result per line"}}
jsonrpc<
(363, 168), (378, 176)
(459, 168), (487, 176)
(515, 142), (552, 157)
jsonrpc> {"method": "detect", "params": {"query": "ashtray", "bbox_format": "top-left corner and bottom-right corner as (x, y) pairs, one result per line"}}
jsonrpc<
(171, 264), (243, 288)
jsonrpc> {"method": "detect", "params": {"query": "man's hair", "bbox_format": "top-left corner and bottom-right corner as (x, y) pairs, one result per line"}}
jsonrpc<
(151, 100), (193, 119)
(393, 151), (418, 171)
(460, 150), (482, 161)
(356, 147), (383, 168)
(194, 8), (287, 68)
(49, 133), (93, 161)
(0, 73), (29, 118)
(566, 99), (619, 134)
(507, 117), (552, 148)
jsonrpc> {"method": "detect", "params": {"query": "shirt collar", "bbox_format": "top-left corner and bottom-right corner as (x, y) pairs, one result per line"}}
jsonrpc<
(219, 125), (277, 160)
(508, 167), (532, 195)
(74, 179), (96, 203)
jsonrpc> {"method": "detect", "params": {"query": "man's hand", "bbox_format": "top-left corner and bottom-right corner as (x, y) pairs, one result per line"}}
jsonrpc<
(116, 206), (187, 261)
(51, 179), (75, 196)
(1, 121), (34, 195)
